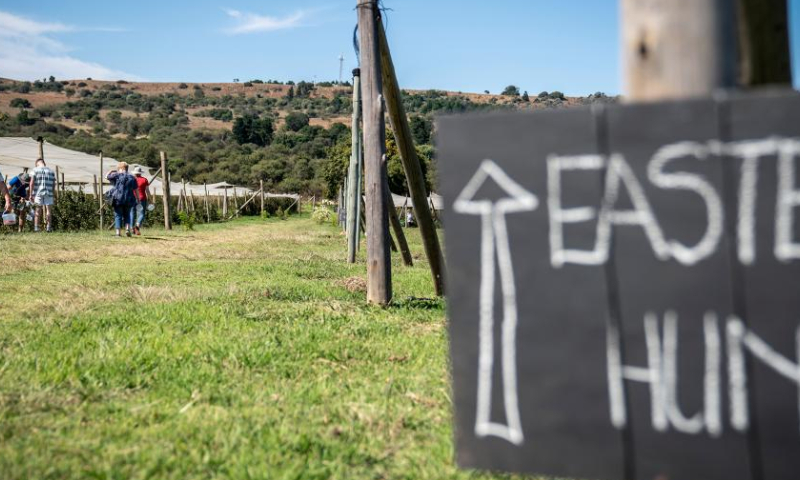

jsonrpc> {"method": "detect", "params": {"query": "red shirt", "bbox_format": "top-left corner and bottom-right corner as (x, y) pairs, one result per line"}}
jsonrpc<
(135, 176), (149, 201)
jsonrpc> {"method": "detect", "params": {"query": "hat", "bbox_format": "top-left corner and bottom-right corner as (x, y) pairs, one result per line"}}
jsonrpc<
(133, 166), (144, 175)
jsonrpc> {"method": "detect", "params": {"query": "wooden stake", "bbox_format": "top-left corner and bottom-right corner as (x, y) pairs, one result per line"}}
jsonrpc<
(160, 151), (172, 230)
(38, 137), (44, 160)
(233, 186), (239, 217)
(260, 180), (265, 215)
(223, 187), (228, 217)
(204, 182), (210, 223)
(346, 69), (363, 263)
(737, 0), (793, 86)
(621, 0), (737, 101)
(93, 174), (98, 198)
(386, 179), (413, 266)
(54, 166), (60, 203)
(99, 151), (104, 231)
(358, 0), (391, 304)
(378, 20), (444, 295)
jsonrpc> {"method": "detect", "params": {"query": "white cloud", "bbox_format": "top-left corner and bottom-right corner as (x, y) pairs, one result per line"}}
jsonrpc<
(224, 9), (306, 34)
(0, 11), (141, 81)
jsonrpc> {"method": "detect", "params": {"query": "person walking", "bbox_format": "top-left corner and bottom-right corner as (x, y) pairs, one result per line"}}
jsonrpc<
(7, 172), (31, 232)
(106, 162), (139, 237)
(132, 166), (151, 235)
(0, 168), (13, 216)
(28, 159), (56, 232)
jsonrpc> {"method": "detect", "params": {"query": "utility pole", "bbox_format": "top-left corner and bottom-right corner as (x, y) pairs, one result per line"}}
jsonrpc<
(357, 0), (391, 305)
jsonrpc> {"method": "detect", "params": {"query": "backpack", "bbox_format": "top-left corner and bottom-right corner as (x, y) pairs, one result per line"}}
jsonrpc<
(110, 173), (137, 206)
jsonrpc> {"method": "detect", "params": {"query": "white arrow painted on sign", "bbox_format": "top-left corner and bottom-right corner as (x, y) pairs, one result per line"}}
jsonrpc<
(454, 159), (538, 445)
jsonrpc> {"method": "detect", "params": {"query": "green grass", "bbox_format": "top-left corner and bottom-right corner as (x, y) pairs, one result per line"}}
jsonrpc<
(0, 216), (536, 480)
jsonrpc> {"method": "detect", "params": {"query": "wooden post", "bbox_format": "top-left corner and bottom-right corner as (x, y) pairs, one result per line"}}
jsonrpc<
(736, 0), (793, 86)
(386, 179), (413, 266)
(378, 20), (444, 295)
(99, 151), (104, 231)
(204, 182), (210, 223)
(37, 137), (44, 160)
(93, 174), (98, 198)
(223, 187), (229, 217)
(312, 195), (316, 211)
(260, 180), (265, 215)
(233, 186), (239, 217)
(621, 0), (737, 101)
(160, 151), (172, 230)
(54, 166), (60, 203)
(190, 191), (196, 214)
(346, 69), (363, 263)
(358, 0), (392, 304)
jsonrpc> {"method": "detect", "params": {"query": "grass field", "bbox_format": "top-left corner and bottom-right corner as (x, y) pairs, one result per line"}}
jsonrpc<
(0, 215), (535, 480)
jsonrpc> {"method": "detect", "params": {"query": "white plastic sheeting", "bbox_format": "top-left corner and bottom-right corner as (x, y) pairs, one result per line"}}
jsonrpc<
(0, 137), (260, 197)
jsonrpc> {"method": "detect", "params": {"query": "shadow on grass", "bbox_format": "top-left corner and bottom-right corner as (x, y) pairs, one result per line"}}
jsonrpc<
(390, 296), (445, 311)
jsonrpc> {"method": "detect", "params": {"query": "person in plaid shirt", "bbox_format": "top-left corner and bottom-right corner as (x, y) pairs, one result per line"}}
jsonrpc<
(28, 158), (56, 232)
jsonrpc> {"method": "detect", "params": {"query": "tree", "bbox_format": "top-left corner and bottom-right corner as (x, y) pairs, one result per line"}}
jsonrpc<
(10, 98), (32, 109)
(286, 86), (295, 100)
(522, 91), (530, 102)
(284, 112), (309, 132)
(501, 85), (520, 96)
(409, 115), (432, 145)
(232, 114), (274, 146)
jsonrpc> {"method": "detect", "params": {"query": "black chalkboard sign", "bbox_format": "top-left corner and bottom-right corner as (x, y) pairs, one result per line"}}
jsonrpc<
(437, 90), (800, 480)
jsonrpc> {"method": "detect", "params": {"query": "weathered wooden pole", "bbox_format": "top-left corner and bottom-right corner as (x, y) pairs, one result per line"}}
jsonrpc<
(621, 0), (737, 101)
(736, 0), (793, 86)
(358, 0), (392, 304)
(204, 182), (210, 222)
(223, 187), (229, 217)
(37, 137), (44, 160)
(160, 151), (172, 230)
(99, 151), (104, 231)
(93, 174), (98, 198)
(346, 68), (363, 263)
(233, 186), (239, 217)
(54, 166), (60, 203)
(260, 180), (265, 215)
(377, 20), (444, 295)
(386, 179), (413, 266)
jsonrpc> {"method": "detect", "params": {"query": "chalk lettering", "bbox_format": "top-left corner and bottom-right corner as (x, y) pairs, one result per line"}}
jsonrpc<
(547, 154), (606, 267)
(647, 142), (724, 266)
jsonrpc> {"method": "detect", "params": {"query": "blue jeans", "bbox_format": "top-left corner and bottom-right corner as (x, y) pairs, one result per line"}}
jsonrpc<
(136, 201), (147, 227)
(114, 204), (135, 230)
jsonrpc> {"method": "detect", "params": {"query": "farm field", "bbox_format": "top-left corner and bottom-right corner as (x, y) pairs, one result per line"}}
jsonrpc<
(0, 216), (537, 480)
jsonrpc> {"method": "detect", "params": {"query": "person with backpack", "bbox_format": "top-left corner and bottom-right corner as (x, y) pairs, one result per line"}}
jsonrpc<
(106, 162), (139, 237)
(7, 171), (31, 232)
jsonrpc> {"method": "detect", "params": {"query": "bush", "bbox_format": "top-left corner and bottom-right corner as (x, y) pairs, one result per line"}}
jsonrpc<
(10, 98), (32, 109)
(177, 211), (196, 230)
(284, 112), (309, 132)
(178, 83), (188, 89)
(501, 85), (520, 96)
(52, 190), (100, 231)
(311, 206), (333, 224)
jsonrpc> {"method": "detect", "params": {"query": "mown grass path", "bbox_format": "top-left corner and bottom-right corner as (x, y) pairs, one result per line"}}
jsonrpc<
(0, 217), (535, 480)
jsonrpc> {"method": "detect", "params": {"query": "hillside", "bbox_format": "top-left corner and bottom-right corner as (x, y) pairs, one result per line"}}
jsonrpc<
(0, 77), (614, 197)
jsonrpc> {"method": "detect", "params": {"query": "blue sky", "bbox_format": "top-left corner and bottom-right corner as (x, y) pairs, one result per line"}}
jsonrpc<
(0, 0), (798, 96)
